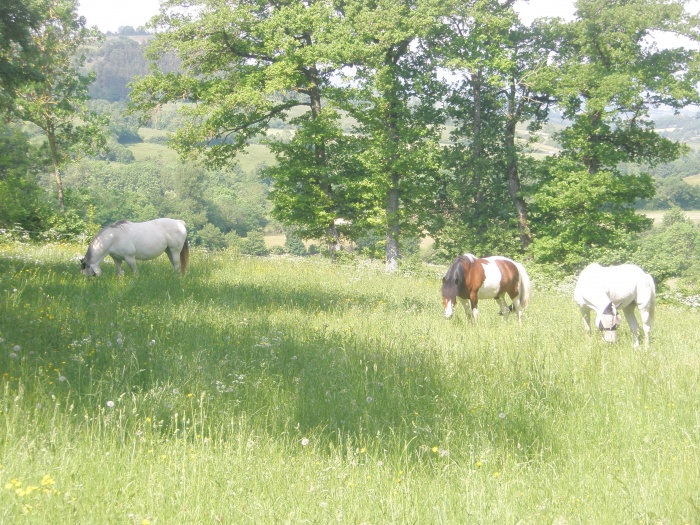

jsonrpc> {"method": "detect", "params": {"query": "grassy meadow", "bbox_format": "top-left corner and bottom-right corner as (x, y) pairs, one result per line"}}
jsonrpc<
(1, 243), (699, 524)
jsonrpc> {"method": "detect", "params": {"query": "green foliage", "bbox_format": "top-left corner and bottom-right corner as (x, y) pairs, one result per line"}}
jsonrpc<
(10, 0), (108, 211)
(129, 0), (338, 167)
(239, 231), (269, 256)
(224, 230), (242, 252)
(0, 0), (48, 111)
(529, 0), (700, 268)
(640, 175), (700, 210)
(355, 229), (384, 259)
(529, 158), (654, 268)
(629, 147), (700, 181)
(632, 208), (700, 284)
(87, 37), (149, 102)
(284, 233), (307, 257)
(60, 160), (268, 240)
(431, 0), (553, 256)
(267, 109), (375, 242)
(0, 123), (51, 233)
(195, 223), (227, 251)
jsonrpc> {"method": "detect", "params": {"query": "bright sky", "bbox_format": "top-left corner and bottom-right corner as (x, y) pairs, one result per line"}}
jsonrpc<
(77, 0), (698, 49)
(78, 0), (161, 32)
(77, 0), (576, 32)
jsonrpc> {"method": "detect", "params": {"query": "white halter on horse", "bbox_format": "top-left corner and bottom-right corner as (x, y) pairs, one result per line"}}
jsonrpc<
(573, 263), (655, 348)
(81, 218), (189, 277)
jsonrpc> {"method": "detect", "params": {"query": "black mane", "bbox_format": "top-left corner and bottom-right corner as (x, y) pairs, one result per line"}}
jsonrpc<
(442, 256), (470, 299)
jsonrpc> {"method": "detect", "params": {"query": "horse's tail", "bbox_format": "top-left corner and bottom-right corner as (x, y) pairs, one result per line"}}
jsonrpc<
(180, 238), (190, 275)
(642, 272), (656, 325)
(515, 262), (532, 310)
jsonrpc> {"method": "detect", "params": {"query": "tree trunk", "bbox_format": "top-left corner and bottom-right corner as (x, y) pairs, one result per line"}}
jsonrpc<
(385, 174), (400, 273)
(470, 70), (484, 204)
(325, 223), (342, 256)
(505, 117), (530, 250)
(47, 129), (65, 212)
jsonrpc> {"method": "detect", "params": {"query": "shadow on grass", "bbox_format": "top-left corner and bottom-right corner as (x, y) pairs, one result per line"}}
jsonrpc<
(0, 253), (564, 465)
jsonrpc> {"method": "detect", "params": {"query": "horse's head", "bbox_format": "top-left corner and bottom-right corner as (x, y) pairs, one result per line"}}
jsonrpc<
(442, 276), (458, 319)
(442, 257), (465, 318)
(597, 303), (622, 342)
(80, 258), (101, 277)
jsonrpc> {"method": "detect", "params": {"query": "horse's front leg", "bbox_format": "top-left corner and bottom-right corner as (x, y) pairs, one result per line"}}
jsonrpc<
(123, 256), (139, 276)
(469, 295), (480, 326)
(580, 306), (592, 335)
(458, 297), (473, 322)
(622, 305), (641, 348)
(111, 256), (124, 277)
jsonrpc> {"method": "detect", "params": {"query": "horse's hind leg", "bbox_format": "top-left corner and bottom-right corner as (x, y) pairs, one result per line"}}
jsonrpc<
(165, 247), (181, 273)
(639, 307), (652, 349)
(495, 296), (511, 318)
(510, 297), (523, 323)
(622, 305), (641, 348)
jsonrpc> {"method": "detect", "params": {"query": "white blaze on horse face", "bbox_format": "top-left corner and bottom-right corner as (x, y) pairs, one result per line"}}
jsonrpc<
(444, 298), (454, 318)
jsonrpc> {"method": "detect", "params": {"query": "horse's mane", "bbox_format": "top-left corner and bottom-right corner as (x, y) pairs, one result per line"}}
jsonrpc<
(107, 219), (130, 229)
(442, 256), (470, 297)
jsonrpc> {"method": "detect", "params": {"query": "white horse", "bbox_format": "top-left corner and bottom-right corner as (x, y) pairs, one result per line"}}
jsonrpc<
(573, 263), (655, 348)
(81, 218), (189, 277)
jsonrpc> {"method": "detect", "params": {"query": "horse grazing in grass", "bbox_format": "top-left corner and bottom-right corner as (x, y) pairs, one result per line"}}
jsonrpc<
(441, 254), (532, 324)
(81, 218), (189, 277)
(574, 263), (655, 348)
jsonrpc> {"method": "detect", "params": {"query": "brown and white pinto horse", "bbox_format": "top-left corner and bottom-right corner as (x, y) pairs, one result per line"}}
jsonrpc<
(441, 254), (532, 324)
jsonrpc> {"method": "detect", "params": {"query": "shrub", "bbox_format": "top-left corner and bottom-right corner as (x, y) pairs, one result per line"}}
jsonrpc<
(240, 231), (269, 256)
(224, 231), (242, 250)
(632, 209), (700, 283)
(197, 223), (227, 251)
(284, 233), (307, 256)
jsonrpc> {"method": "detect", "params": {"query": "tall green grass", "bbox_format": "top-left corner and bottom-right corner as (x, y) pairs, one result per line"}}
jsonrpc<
(1, 243), (699, 524)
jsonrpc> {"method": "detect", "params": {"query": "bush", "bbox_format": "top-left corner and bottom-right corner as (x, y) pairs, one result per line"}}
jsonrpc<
(284, 233), (307, 256)
(224, 231), (242, 250)
(355, 229), (384, 259)
(632, 209), (700, 283)
(240, 231), (269, 256)
(197, 223), (227, 251)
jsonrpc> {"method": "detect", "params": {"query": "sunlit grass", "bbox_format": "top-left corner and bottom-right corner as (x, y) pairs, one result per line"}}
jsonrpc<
(684, 173), (700, 186)
(641, 209), (700, 225)
(1, 243), (699, 523)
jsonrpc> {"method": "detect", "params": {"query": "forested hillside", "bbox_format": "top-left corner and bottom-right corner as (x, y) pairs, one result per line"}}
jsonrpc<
(2, 0), (700, 292)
